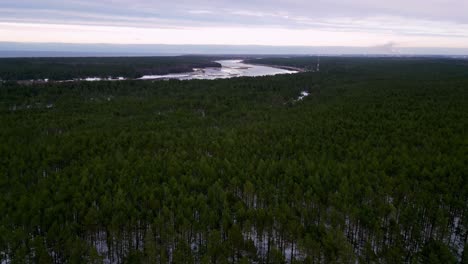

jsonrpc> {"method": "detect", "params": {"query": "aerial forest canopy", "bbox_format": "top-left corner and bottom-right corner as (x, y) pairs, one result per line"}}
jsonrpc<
(0, 57), (467, 263)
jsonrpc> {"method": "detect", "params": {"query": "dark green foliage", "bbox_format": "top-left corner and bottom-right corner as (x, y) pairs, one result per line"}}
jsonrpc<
(0, 57), (467, 263)
(418, 240), (457, 264)
(0, 56), (221, 80)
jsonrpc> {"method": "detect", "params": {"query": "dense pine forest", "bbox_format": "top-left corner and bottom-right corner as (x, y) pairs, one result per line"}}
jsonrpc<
(0, 57), (467, 263)
(0, 56), (221, 81)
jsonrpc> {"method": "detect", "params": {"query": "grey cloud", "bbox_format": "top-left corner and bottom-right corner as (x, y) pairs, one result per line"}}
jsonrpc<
(117, 0), (468, 24)
(4, 0), (468, 26)
(2, 0), (468, 46)
(371, 42), (399, 54)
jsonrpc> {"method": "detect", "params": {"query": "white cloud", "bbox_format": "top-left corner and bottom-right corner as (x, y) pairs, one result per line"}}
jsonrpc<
(1, 22), (467, 48)
(187, 10), (213, 15)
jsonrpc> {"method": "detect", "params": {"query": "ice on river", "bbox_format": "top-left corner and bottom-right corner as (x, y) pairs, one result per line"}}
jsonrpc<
(138, 60), (297, 80)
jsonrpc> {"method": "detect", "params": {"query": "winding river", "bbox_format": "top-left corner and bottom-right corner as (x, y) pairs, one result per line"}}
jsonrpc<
(138, 60), (298, 80)
(19, 60), (298, 84)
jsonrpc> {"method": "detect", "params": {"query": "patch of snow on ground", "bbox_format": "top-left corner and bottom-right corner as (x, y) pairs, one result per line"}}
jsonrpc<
(138, 73), (191, 80)
(84, 77), (102, 81)
(297, 91), (310, 101)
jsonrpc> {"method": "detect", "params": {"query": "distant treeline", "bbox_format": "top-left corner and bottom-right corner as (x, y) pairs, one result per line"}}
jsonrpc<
(0, 57), (467, 263)
(246, 56), (468, 74)
(0, 56), (221, 81)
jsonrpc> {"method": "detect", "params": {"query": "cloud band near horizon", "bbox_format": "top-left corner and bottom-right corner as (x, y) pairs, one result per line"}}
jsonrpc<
(1, 0), (467, 49)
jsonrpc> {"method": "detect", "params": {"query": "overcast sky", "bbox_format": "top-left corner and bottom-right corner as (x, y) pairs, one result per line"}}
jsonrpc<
(1, 0), (468, 52)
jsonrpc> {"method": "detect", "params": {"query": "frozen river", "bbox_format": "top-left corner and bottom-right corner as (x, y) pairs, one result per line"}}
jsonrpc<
(19, 60), (298, 84)
(139, 60), (298, 80)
